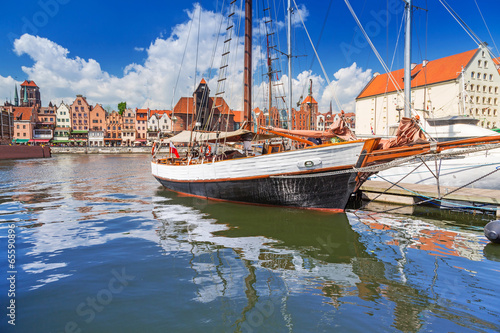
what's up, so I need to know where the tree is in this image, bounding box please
[118,102,127,115]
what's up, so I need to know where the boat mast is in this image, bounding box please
[287,0,292,129]
[404,0,412,118]
[244,0,253,131]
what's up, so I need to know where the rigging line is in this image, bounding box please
[291,0,343,112]
[170,6,196,111]
[306,0,334,72]
[344,0,410,113]
[474,0,500,59]
[438,0,481,46]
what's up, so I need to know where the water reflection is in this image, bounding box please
[153,190,500,332]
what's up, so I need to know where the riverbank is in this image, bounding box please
[51,146,152,154]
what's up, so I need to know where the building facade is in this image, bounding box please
[122,108,136,146]
[105,111,123,146]
[356,44,500,135]
[19,80,41,107]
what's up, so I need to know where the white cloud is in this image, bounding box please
[320,63,372,113]
[0,3,367,116]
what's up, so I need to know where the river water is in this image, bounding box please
[1,154,499,332]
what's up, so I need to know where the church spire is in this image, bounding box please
[23,84,28,105]
[14,84,19,106]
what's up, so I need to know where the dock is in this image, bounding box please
[360,180,500,217]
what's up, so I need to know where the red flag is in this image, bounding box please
[169,142,180,158]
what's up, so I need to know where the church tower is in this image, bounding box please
[14,84,19,106]
[193,78,210,130]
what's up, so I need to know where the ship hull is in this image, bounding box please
[151,140,375,210]
[154,170,355,210]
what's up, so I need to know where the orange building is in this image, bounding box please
[12,106,37,143]
[105,111,123,146]
[135,108,148,144]
[70,95,91,131]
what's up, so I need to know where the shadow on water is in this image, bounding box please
[154,189,500,332]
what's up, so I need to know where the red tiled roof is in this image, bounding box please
[232,110,244,123]
[150,110,172,117]
[301,95,318,104]
[357,49,477,99]
[20,80,38,87]
[12,107,35,121]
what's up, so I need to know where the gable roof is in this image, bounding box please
[357,49,477,99]
[301,95,318,104]
[20,80,38,87]
[12,107,35,121]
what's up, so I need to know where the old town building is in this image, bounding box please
[105,111,123,146]
[356,44,500,135]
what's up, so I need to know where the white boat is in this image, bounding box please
[370,117,500,189]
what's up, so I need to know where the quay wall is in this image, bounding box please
[51,147,153,154]
[0,145,51,159]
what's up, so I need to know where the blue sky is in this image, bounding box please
[0,0,499,113]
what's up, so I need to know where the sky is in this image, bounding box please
[0,0,499,114]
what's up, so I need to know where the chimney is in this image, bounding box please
[373,72,380,78]
[422,60,428,67]
[411,63,417,70]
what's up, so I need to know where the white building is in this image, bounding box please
[88,130,104,146]
[355,44,500,135]
[54,102,71,143]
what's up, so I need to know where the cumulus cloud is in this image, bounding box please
[320,63,372,113]
[0,3,367,115]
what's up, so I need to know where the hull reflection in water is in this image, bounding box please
[153,190,500,332]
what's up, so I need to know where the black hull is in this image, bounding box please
[154,171,357,210]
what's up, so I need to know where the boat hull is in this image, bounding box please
[370,148,500,189]
[154,170,355,210]
[152,141,373,210]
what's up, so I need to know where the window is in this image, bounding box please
[472,71,475,79]
[484,73,487,80]
[23,133,26,137]
[477,72,481,79]
[96,113,99,117]
[484,86,487,92]
[485,61,488,68]
[490,74,493,81]
[16,124,19,129]
[23,125,26,129]
[478,60,482,67]
[470,84,475,91]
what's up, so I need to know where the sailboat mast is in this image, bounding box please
[404,0,412,118]
[287,0,292,129]
[244,0,253,130]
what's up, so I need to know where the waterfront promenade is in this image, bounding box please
[51,146,152,154]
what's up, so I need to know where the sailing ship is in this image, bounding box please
[151,0,500,210]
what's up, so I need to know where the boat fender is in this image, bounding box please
[484,220,500,244]
[152,142,156,156]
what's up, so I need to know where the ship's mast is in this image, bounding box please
[404,0,412,118]
[244,0,253,130]
[287,0,292,130]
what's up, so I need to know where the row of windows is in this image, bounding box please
[471,72,494,81]
[469,108,498,116]
[468,85,498,93]
[468,96,498,105]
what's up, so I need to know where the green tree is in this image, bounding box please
[118,102,127,115]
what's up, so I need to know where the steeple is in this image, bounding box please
[14,84,18,106]
[23,85,28,105]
